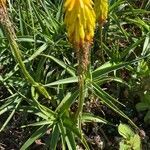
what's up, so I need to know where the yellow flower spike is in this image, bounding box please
[64,0,96,48]
[0,0,7,23]
[0,0,6,10]
[94,0,108,25]
[0,0,6,9]
[0,0,6,5]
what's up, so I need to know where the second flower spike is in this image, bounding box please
[94,0,108,25]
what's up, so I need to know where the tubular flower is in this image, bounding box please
[0,0,7,23]
[0,0,6,6]
[64,0,96,48]
[94,0,108,25]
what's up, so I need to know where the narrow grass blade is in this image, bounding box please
[0,96,20,116]
[142,35,150,56]
[18,106,49,120]
[0,98,22,132]
[28,43,48,61]
[40,54,76,76]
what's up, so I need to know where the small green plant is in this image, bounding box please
[136,92,150,124]
[135,58,150,124]
[118,123,141,150]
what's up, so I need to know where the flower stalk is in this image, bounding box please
[64,0,96,122]
[94,0,109,62]
[0,1,50,99]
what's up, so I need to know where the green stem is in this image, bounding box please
[75,74,85,135]
[99,25,105,63]
[75,43,90,130]
[75,74,85,120]
[1,11,50,99]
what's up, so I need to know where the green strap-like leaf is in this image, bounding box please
[44,76,78,87]
[82,113,109,124]
[90,82,125,106]
[21,120,54,128]
[55,90,79,115]
[92,56,150,79]
[20,125,50,150]
[28,43,48,61]
[66,130,76,150]
[58,120,66,150]
[94,76,129,88]
[90,82,138,129]
[49,125,60,150]
[63,117,81,139]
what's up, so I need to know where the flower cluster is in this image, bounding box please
[64,0,96,48]
[0,0,7,23]
[64,0,108,48]
[0,0,6,6]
